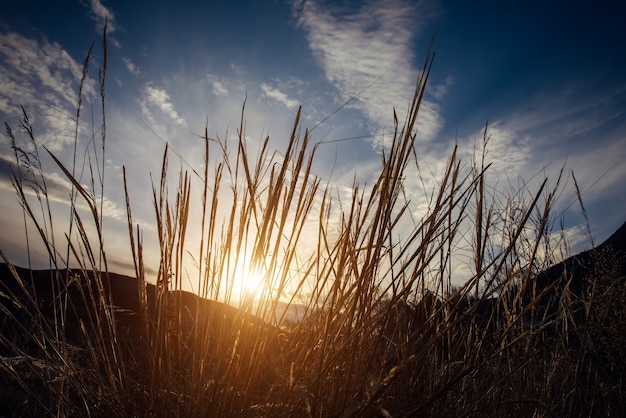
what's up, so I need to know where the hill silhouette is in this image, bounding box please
[532,219,626,298]
[0,262,282,368]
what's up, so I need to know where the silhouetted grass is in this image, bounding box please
[1,25,624,417]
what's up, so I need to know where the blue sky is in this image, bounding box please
[1,0,625,291]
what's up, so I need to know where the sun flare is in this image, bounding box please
[232,255,267,300]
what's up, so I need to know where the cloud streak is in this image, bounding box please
[0,154,127,223]
[140,83,187,127]
[122,57,140,76]
[295,0,442,146]
[0,31,93,152]
[261,83,299,110]
[87,0,117,33]
[207,74,229,96]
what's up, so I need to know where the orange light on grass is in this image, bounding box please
[232,254,267,302]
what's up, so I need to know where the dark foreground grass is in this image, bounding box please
[1,26,625,417]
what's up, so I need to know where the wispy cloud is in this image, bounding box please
[447,80,626,255]
[230,63,243,76]
[295,0,441,146]
[461,81,626,198]
[561,135,626,203]
[87,0,117,33]
[0,32,83,113]
[430,75,454,100]
[463,121,532,178]
[207,74,229,96]
[140,83,187,127]
[0,31,91,152]
[0,154,127,223]
[261,82,299,110]
[122,57,140,76]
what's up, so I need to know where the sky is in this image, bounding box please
[1,0,625,297]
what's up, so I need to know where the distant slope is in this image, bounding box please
[532,220,626,298]
[0,262,278,347]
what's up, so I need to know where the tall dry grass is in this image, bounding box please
[1,25,624,417]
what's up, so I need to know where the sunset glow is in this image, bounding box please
[232,255,267,301]
[1,0,625,291]
[1,2,625,415]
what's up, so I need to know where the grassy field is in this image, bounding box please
[1,26,625,417]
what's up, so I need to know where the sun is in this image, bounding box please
[232,255,266,300]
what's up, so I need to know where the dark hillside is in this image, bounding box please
[0,263,273,332]
[0,262,280,369]
[532,220,626,299]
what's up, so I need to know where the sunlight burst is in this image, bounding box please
[232,254,266,300]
